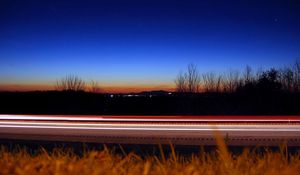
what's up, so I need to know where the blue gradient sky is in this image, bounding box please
[0,0,300,92]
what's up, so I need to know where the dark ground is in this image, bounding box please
[0,91,299,115]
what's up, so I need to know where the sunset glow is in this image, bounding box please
[1,0,299,92]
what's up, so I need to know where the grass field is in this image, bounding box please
[1,137,300,175]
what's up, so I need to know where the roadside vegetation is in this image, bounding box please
[1,138,300,175]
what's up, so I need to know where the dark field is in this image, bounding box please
[0,91,299,115]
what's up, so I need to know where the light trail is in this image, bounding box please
[2,125,300,132]
[1,114,300,123]
[1,115,300,146]
[1,121,300,130]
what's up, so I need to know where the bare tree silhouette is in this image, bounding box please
[215,75,223,92]
[56,75,86,91]
[175,63,201,93]
[89,80,101,93]
[175,71,187,93]
[186,64,201,93]
[202,72,223,92]
[243,65,254,84]
[175,60,300,94]
[293,60,300,92]
[223,69,241,93]
[280,67,294,91]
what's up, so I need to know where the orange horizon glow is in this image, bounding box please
[0,83,175,93]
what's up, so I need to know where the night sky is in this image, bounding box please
[1,0,300,92]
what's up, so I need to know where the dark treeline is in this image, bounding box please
[0,61,300,115]
[175,61,300,94]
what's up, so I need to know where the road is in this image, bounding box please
[1,115,300,146]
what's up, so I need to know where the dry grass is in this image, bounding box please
[0,141,300,175]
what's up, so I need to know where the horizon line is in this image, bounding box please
[0,83,175,93]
